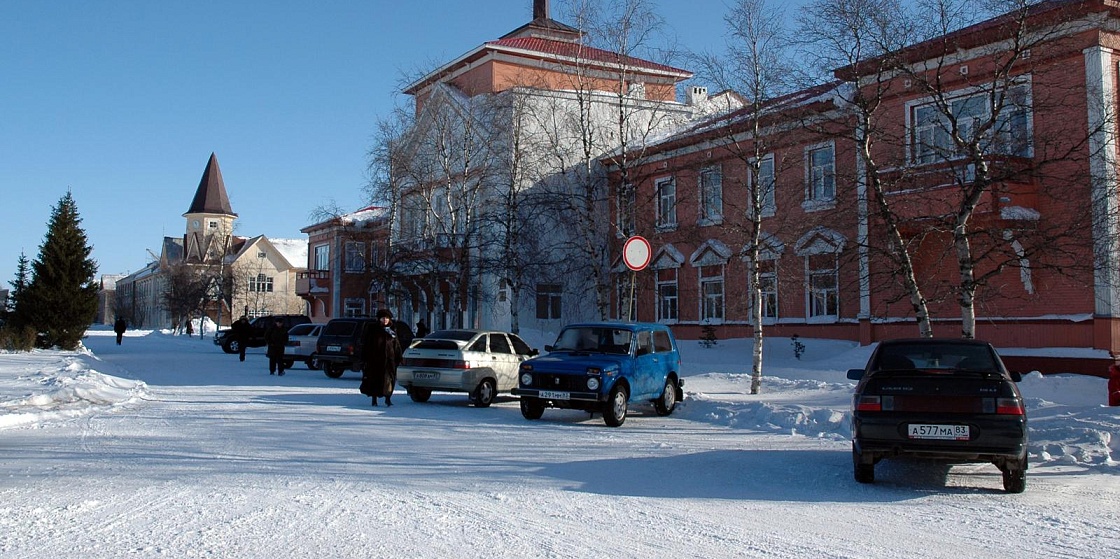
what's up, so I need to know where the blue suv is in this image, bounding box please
[514,322,683,426]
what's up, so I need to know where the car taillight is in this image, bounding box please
[996,397,1025,415]
[451,360,470,369]
[855,395,881,412]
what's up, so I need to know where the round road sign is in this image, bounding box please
[623,236,652,271]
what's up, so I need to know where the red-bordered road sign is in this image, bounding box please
[623,236,652,271]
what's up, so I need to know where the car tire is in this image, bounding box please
[472,379,497,408]
[653,376,678,416]
[306,355,320,370]
[283,360,294,369]
[225,340,241,355]
[1002,458,1027,493]
[603,384,629,427]
[520,397,545,420]
[853,445,874,484]
[323,365,344,379]
[408,386,432,403]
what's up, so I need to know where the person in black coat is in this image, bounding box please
[360,309,403,407]
[265,318,289,376]
[415,320,429,339]
[231,316,251,362]
[113,317,127,345]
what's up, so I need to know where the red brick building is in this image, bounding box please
[608,0,1120,374]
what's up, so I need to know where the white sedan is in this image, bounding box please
[397,329,538,407]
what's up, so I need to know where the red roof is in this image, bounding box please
[485,36,690,76]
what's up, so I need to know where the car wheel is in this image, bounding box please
[472,379,497,408]
[520,397,545,420]
[408,386,432,403]
[306,355,320,370]
[323,365,344,379]
[1002,458,1027,493]
[853,445,874,484]
[653,376,678,416]
[226,340,241,354]
[603,384,629,427]
[283,360,294,369]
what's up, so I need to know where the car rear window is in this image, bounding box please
[323,321,358,336]
[288,324,314,336]
[414,339,459,350]
[875,343,998,372]
[427,330,477,342]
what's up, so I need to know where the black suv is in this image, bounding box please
[214,314,310,354]
[315,317,414,378]
[847,338,1028,493]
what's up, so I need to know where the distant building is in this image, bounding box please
[95,274,126,324]
[117,153,308,330]
[297,206,390,322]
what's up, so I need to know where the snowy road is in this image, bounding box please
[1,329,1117,558]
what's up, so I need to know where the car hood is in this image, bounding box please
[526,352,629,374]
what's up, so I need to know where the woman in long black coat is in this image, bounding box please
[360,309,402,407]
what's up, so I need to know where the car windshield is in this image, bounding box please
[552,327,633,355]
[875,343,998,372]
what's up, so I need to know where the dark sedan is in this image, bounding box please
[847,338,1028,493]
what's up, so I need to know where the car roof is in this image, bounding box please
[560,322,668,331]
[878,338,993,347]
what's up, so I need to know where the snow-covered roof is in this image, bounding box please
[269,238,308,269]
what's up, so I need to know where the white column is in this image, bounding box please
[1084,46,1120,317]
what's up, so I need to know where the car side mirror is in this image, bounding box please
[530,348,539,356]
[1008,370,1022,382]
[846,368,865,381]
[544,345,554,352]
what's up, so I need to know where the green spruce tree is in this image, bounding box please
[21,191,99,349]
[6,252,31,326]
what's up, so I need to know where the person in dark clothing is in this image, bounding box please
[415,320,429,339]
[231,316,251,362]
[360,309,403,407]
[265,318,290,376]
[393,319,414,350]
[113,317,127,345]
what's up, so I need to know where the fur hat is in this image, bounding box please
[376,309,393,319]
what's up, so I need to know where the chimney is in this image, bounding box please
[534,0,549,20]
[687,86,708,105]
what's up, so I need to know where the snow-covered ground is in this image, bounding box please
[1,326,1117,558]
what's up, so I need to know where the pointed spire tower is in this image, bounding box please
[183,152,237,263]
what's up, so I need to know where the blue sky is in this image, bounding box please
[0,0,748,288]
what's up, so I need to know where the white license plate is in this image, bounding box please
[540,390,570,400]
[908,424,970,440]
[327,345,341,352]
[414,372,440,381]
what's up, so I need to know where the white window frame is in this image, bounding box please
[314,244,330,271]
[699,264,725,323]
[248,274,274,293]
[344,241,366,273]
[655,267,678,323]
[749,154,776,218]
[805,253,839,321]
[535,283,562,320]
[803,142,835,211]
[343,297,366,318]
[655,176,677,230]
[907,78,1033,165]
[699,165,723,226]
[753,258,779,322]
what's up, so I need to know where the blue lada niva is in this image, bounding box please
[513,322,683,426]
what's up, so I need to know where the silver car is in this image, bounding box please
[282,323,324,370]
[397,329,538,407]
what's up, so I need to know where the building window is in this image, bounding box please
[535,283,562,320]
[248,274,274,293]
[699,165,723,225]
[910,81,1032,165]
[806,253,838,319]
[344,241,366,273]
[806,143,835,204]
[752,155,776,217]
[344,297,365,318]
[617,186,636,236]
[752,258,779,321]
[699,265,724,322]
[656,267,678,322]
[655,177,677,230]
[314,244,330,271]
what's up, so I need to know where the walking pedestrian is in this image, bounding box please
[265,318,289,376]
[113,317,127,345]
[231,316,251,362]
[360,309,403,407]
